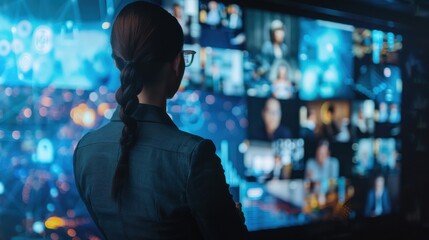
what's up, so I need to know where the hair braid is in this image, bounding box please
[111,60,144,200]
[109,1,184,201]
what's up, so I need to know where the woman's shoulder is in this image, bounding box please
[175,130,214,154]
[76,122,122,148]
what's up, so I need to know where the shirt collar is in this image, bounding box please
[111,104,177,129]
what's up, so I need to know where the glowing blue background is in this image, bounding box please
[0,17,119,91]
[298,19,354,100]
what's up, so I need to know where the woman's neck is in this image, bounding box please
[137,87,167,110]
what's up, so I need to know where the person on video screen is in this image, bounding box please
[172,3,191,41]
[300,108,317,142]
[260,19,289,75]
[305,139,339,182]
[355,107,372,138]
[269,59,294,99]
[376,102,389,123]
[374,139,397,174]
[73,2,248,239]
[205,60,224,93]
[320,103,340,142]
[227,4,242,30]
[364,175,391,217]
[354,139,374,176]
[389,103,400,123]
[254,97,292,141]
[266,154,291,181]
[205,1,223,27]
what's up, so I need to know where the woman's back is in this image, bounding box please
[74,104,247,239]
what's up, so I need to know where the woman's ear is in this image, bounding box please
[172,52,182,76]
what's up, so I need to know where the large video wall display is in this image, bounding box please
[0,0,403,238]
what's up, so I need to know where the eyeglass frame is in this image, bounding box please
[182,50,196,67]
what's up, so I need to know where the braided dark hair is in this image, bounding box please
[110,1,184,201]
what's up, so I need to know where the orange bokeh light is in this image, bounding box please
[97,102,110,116]
[67,229,77,237]
[70,103,96,128]
[45,216,65,230]
[40,96,53,107]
